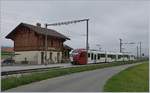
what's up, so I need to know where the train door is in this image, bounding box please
[89,53,95,64]
[105,52,107,62]
[94,54,97,63]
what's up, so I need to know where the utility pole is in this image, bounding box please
[137,45,139,60]
[119,38,122,53]
[45,24,48,65]
[86,19,89,62]
[139,42,141,60]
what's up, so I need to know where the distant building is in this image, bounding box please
[1,47,14,60]
[5,23,72,64]
[1,47,14,53]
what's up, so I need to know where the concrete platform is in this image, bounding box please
[1,63,72,72]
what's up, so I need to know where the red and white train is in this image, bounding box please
[70,48,135,65]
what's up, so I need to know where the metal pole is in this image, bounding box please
[119,38,122,53]
[45,24,48,65]
[137,45,139,60]
[139,42,141,60]
[105,50,107,63]
[86,19,89,63]
[123,52,124,62]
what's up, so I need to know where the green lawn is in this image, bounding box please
[103,62,149,92]
[1,61,146,91]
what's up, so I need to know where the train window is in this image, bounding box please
[108,55,116,59]
[108,55,111,58]
[118,55,122,59]
[94,54,96,60]
[91,53,94,60]
[100,54,105,57]
[71,50,79,55]
[88,53,90,58]
[97,54,100,59]
[113,55,116,59]
[125,55,129,58]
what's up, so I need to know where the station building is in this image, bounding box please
[6,23,72,64]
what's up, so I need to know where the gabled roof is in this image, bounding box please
[6,23,70,40]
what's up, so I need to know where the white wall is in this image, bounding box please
[14,51,40,64]
[47,51,62,63]
[14,51,62,64]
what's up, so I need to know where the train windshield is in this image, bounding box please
[71,50,79,56]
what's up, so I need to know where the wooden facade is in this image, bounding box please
[6,23,72,64]
[10,26,64,51]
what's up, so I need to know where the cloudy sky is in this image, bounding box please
[1,0,149,56]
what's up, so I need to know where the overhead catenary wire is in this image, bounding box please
[46,19,89,26]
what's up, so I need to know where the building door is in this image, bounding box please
[49,52,53,63]
[57,52,60,63]
[49,52,52,60]
[41,52,44,64]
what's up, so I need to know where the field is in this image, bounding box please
[103,62,149,92]
[1,61,146,91]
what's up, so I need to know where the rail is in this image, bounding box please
[1,66,63,76]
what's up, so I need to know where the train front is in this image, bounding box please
[70,49,87,65]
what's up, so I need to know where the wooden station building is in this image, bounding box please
[6,23,72,64]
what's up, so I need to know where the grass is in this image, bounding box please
[1,52,14,59]
[103,62,149,92]
[1,60,146,91]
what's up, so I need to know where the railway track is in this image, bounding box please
[2,61,134,76]
[1,62,110,76]
[1,66,63,76]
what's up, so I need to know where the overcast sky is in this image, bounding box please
[1,0,149,56]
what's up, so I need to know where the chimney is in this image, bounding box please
[36,23,41,27]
